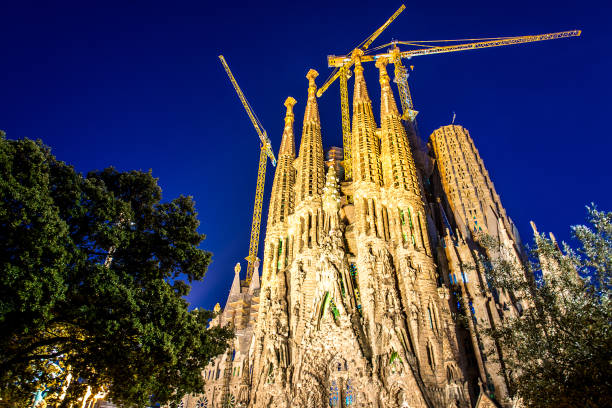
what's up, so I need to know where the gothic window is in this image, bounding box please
[329,380,339,407]
[278,238,283,269]
[307,213,312,247]
[345,379,355,406]
[267,363,274,383]
[427,342,435,368]
[382,206,390,240]
[372,201,379,236]
[407,207,414,228]
[469,301,477,325]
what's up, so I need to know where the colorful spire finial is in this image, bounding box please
[306,69,319,100]
[284,96,297,117]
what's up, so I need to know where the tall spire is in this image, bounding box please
[376,58,400,117]
[352,50,371,104]
[295,69,325,204]
[304,69,321,125]
[267,97,298,229]
[279,97,297,158]
[377,58,419,193]
[228,262,242,299]
[351,57,382,185]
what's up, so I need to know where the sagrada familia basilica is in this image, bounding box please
[179,56,526,408]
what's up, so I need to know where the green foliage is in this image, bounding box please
[479,206,611,408]
[0,136,233,407]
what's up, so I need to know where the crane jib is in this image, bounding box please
[326,30,581,67]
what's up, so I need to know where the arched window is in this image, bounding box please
[446,366,454,383]
[307,213,312,247]
[329,380,339,407]
[427,343,435,368]
[268,363,274,379]
[345,379,355,406]
[427,306,434,330]
[427,301,440,333]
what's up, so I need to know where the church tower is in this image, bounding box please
[266,97,297,234]
[430,124,525,403]
[430,125,520,246]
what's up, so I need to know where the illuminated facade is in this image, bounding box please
[185,63,525,408]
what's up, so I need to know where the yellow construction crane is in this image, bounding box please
[219,55,276,284]
[317,3,581,179]
[317,4,406,181]
[329,30,581,121]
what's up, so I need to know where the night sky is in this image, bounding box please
[2,0,610,311]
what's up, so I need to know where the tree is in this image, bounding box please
[0,134,233,407]
[478,206,611,408]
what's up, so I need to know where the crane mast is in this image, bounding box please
[390,46,417,122]
[219,55,277,284]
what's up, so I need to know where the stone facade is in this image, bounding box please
[188,261,260,408]
[184,63,525,408]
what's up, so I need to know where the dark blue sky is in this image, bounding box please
[2,0,610,311]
